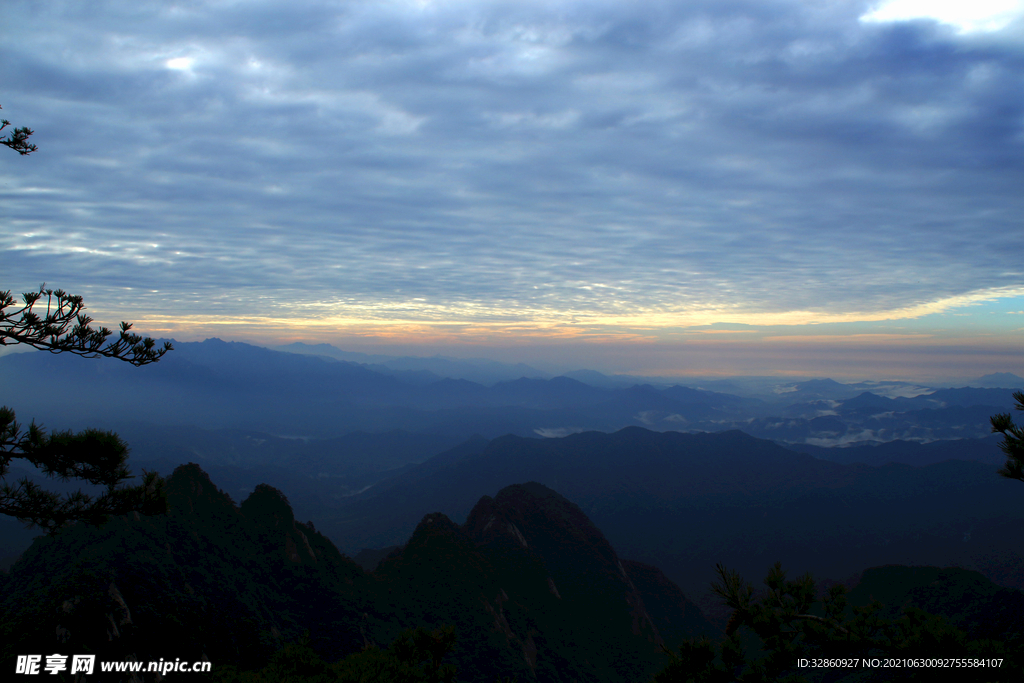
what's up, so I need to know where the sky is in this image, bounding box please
[2,0,1023,381]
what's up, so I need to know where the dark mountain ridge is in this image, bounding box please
[0,464,710,682]
[310,427,1024,626]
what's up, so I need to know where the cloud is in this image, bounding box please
[1,0,1022,343]
[861,0,1024,34]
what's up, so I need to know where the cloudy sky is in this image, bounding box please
[2,0,1023,380]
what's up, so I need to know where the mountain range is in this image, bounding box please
[0,464,711,682]
[1,339,1017,447]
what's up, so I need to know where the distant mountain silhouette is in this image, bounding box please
[837,391,903,412]
[275,341,552,385]
[968,372,1024,389]
[770,378,864,403]
[0,339,746,439]
[559,368,628,388]
[2,340,1013,447]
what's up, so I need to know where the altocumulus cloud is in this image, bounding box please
[1,0,1023,335]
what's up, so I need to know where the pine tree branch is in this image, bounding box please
[0,285,172,365]
[0,105,37,156]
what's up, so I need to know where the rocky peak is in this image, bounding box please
[165,462,239,517]
[164,463,249,546]
[385,512,478,568]
[466,482,620,580]
[240,484,323,565]
[241,483,296,530]
[466,482,664,649]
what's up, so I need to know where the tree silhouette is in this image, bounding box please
[0,104,37,155]
[990,390,1024,483]
[0,286,172,363]
[654,563,1012,682]
[2,104,170,533]
[1,285,172,533]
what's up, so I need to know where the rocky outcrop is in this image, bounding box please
[369,482,699,681]
[620,559,712,650]
[0,463,370,679]
[241,483,319,564]
[51,581,147,683]
[466,483,664,641]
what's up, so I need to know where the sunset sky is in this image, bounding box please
[3,0,1023,381]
